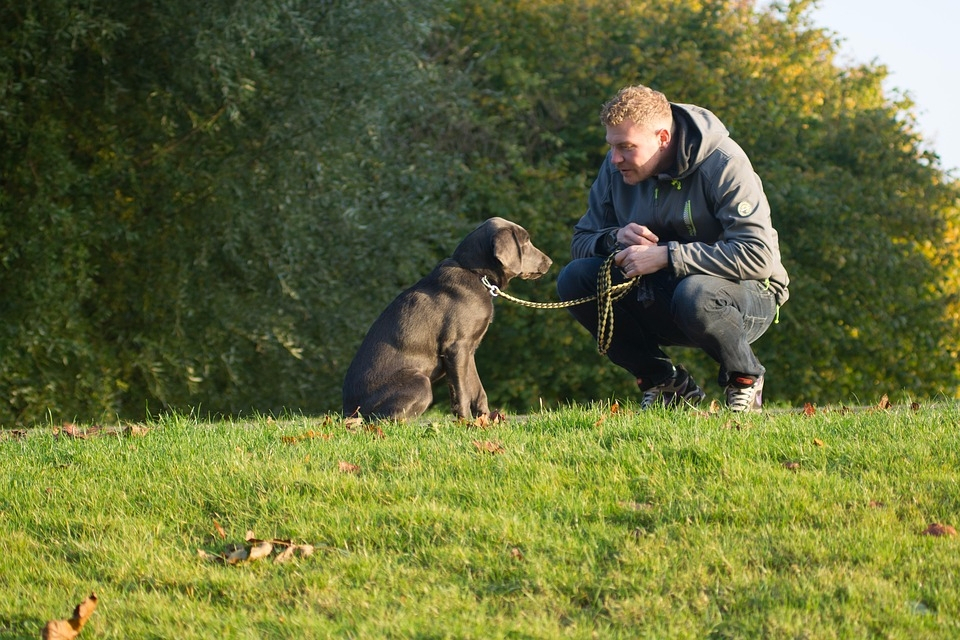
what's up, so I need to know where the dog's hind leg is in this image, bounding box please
[363,371,434,420]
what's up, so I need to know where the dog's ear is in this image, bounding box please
[492,224,527,279]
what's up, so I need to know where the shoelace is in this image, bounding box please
[727,384,759,411]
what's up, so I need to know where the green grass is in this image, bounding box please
[2,403,959,638]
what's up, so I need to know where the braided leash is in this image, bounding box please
[481,253,638,354]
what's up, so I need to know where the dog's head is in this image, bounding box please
[453,217,552,288]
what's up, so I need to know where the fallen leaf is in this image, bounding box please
[610,401,620,414]
[41,593,98,640]
[877,394,892,410]
[60,423,86,439]
[197,548,225,563]
[510,547,524,561]
[922,523,957,537]
[594,414,607,427]
[274,545,296,564]
[213,520,226,539]
[708,399,722,414]
[910,401,921,411]
[488,410,507,424]
[123,424,150,437]
[248,541,274,561]
[339,461,361,474]
[225,545,250,564]
[802,403,816,416]
[783,461,800,471]
[364,424,386,438]
[282,430,333,444]
[473,414,490,428]
[812,438,824,447]
[472,440,504,454]
[868,500,885,508]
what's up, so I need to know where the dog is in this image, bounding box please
[342,217,552,420]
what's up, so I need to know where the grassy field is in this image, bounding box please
[1,401,959,638]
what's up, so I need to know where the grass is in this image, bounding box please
[1,402,959,638]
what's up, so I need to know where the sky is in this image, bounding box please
[808,0,960,175]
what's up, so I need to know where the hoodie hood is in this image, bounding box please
[662,103,729,180]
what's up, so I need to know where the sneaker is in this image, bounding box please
[725,374,763,412]
[639,365,706,409]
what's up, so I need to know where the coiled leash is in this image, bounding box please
[481,252,638,355]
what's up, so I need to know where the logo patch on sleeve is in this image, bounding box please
[737,201,753,217]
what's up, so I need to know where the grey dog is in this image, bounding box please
[342,217,552,420]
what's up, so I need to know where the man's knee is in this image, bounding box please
[672,275,729,320]
[557,258,603,301]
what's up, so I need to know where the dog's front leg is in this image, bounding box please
[442,346,489,419]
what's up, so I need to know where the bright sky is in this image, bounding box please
[809,0,960,175]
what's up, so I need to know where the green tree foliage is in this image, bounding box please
[2,0,958,424]
[1,0,465,424]
[437,0,960,408]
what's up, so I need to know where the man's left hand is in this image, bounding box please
[615,244,669,278]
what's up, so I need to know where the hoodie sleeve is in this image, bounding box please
[571,154,621,259]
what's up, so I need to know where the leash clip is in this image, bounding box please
[481,275,501,297]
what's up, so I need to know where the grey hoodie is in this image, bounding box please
[572,103,789,305]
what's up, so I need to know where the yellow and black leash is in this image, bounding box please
[481,253,638,355]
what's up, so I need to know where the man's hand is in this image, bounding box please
[615,244,668,278]
[614,223,667,277]
[616,222,659,247]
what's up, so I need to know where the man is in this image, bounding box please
[556,85,789,412]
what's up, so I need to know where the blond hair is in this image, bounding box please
[599,85,672,129]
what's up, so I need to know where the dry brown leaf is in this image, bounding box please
[488,410,507,424]
[877,394,892,410]
[708,399,722,414]
[868,500,885,508]
[281,430,333,444]
[910,401,921,411]
[509,547,524,561]
[41,593,98,640]
[274,545,297,564]
[802,403,816,416]
[364,424,386,438]
[60,423,86,439]
[213,520,226,539]
[473,414,490,428]
[197,548,225,563]
[225,545,250,564]
[472,440,504,454]
[275,543,315,564]
[783,461,800,471]
[812,438,825,447]
[339,461,361,474]
[343,416,364,430]
[123,424,150,437]
[248,541,274,561]
[610,401,620,414]
[593,414,607,427]
[922,523,957,537]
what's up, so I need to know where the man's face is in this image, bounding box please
[605,119,663,185]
